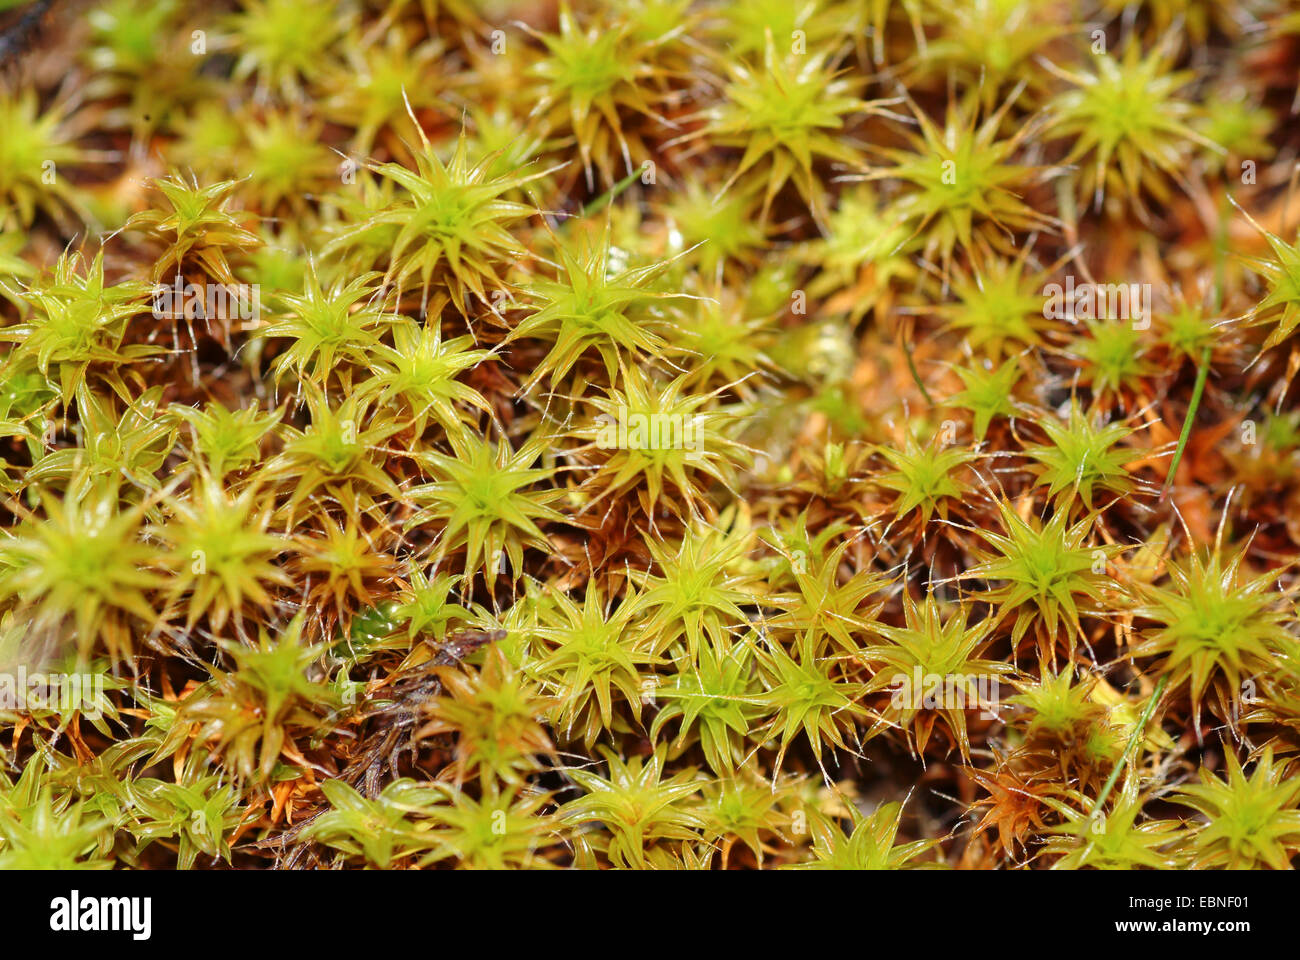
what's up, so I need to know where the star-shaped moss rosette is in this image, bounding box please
[862,591,1012,761]
[1232,199,1300,352]
[1128,543,1293,730]
[0,89,103,230]
[518,0,684,190]
[1022,400,1142,513]
[1172,746,1300,870]
[404,431,565,592]
[956,499,1119,666]
[681,33,893,227]
[505,229,693,391]
[867,83,1062,275]
[1041,33,1221,214]
[326,124,551,317]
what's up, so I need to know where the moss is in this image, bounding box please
[0,0,1298,871]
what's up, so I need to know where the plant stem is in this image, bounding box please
[581,164,646,218]
[1163,347,1210,495]
[1088,673,1168,825]
[902,321,933,405]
